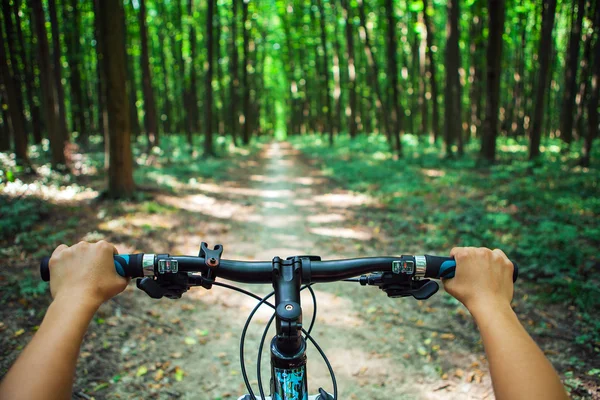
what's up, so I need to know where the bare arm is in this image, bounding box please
[0,241,127,400]
[443,247,569,400]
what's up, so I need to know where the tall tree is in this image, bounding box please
[529,0,558,160]
[64,0,87,139]
[204,0,215,155]
[357,0,391,145]
[559,0,585,144]
[230,0,239,145]
[98,0,134,197]
[186,0,198,143]
[481,0,507,162]
[342,0,358,138]
[48,0,69,142]
[12,0,42,144]
[444,0,463,156]
[422,0,440,141]
[582,0,600,167]
[385,0,402,155]
[241,0,250,144]
[0,8,29,166]
[31,0,66,167]
[139,0,159,147]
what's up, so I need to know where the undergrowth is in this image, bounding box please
[291,133,600,345]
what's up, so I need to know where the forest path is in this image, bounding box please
[91,142,495,399]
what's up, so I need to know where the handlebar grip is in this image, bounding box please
[40,254,146,282]
[423,255,518,282]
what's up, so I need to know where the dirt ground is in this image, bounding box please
[1,142,598,399]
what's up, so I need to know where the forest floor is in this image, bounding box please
[1,139,599,399]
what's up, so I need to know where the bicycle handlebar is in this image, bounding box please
[40,253,519,283]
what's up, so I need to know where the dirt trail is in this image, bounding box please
[92,142,494,399]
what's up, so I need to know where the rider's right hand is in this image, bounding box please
[442,247,514,315]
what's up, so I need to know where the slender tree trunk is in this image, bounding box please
[357,0,392,144]
[124,1,141,139]
[98,0,134,198]
[93,0,108,151]
[215,4,226,137]
[64,0,86,140]
[187,0,198,144]
[156,3,172,134]
[418,9,429,137]
[512,3,527,137]
[574,2,594,141]
[172,0,186,134]
[0,14,29,166]
[2,0,28,143]
[341,0,358,138]
[444,0,462,156]
[31,0,65,167]
[468,2,485,139]
[139,0,159,147]
[481,0,506,162]
[582,1,600,167]
[48,0,69,144]
[559,0,585,144]
[0,101,10,151]
[242,0,250,145]
[332,2,342,142]
[12,0,42,144]
[385,0,402,155]
[204,0,215,155]
[316,0,333,144]
[422,0,440,142]
[230,0,239,145]
[529,0,558,160]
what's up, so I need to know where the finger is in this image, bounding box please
[52,244,69,257]
[450,247,462,257]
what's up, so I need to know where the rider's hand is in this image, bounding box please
[442,247,514,315]
[48,241,128,309]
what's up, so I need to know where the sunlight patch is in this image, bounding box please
[309,227,372,241]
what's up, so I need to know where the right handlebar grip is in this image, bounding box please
[40,254,146,282]
[423,255,519,282]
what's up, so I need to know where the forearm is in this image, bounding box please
[0,296,98,400]
[471,302,569,400]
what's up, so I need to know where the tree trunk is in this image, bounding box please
[98,0,134,198]
[385,0,402,155]
[2,0,28,144]
[582,1,600,167]
[215,4,226,137]
[574,1,594,141]
[48,0,69,143]
[357,0,392,144]
[444,0,462,156]
[124,1,141,139]
[559,0,585,144]
[187,0,198,144]
[332,1,342,143]
[481,0,507,162]
[64,0,87,140]
[422,0,440,142]
[468,1,485,139]
[139,0,159,147]
[341,0,358,138]
[31,0,65,167]
[418,9,429,138]
[529,0,558,160]
[156,3,172,135]
[241,0,250,145]
[0,13,29,166]
[230,0,239,145]
[12,0,42,144]
[93,0,108,152]
[204,0,215,155]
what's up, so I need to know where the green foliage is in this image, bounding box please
[0,197,48,242]
[291,134,600,317]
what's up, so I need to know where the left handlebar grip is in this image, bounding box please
[40,254,146,281]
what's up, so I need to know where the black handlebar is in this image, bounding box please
[40,253,518,284]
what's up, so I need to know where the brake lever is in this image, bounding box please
[359,272,439,300]
[136,272,192,299]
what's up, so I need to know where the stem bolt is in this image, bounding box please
[285,304,293,311]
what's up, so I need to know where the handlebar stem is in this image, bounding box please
[272,256,304,356]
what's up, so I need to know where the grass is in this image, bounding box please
[290,133,600,343]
